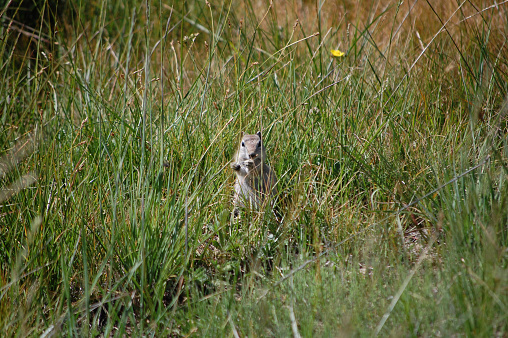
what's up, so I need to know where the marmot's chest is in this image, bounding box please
[243,172,268,192]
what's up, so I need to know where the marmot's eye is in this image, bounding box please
[241,141,245,147]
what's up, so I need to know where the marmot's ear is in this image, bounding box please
[256,131,262,139]
[242,131,245,136]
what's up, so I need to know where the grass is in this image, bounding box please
[1,0,507,336]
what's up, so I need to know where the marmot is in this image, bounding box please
[231,131,278,217]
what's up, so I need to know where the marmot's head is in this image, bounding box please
[237,131,266,164]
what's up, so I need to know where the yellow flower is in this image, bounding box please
[331,49,345,57]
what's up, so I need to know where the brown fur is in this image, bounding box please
[231,131,277,216]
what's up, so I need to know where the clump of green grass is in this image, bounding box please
[1,0,507,335]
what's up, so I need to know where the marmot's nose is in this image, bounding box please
[249,153,258,159]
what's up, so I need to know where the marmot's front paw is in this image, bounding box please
[231,162,241,171]
[243,160,255,168]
